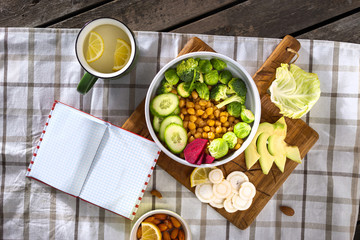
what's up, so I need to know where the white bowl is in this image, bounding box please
[145,52,261,167]
[129,209,192,240]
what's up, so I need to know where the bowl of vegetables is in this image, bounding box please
[145,52,261,167]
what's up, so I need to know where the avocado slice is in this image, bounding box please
[244,122,274,169]
[268,135,287,172]
[285,145,302,163]
[256,132,275,174]
[273,117,287,137]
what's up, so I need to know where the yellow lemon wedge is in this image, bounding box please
[112,38,131,71]
[141,222,162,240]
[190,167,215,188]
[86,31,104,63]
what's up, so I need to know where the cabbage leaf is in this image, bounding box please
[269,64,321,119]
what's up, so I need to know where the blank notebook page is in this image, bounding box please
[27,103,107,196]
[79,124,159,219]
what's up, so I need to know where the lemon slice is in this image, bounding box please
[112,38,131,71]
[86,31,104,63]
[141,222,161,240]
[190,167,215,187]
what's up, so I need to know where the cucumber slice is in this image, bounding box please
[172,106,181,115]
[153,116,163,133]
[177,82,190,98]
[159,115,183,141]
[150,93,179,117]
[164,123,188,154]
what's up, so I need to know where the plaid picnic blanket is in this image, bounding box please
[0,28,359,240]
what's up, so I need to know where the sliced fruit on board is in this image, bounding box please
[209,169,224,184]
[232,194,253,211]
[285,145,302,163]
[213,180,232,199]
[239,182,256,200]
[257,132,275,174]
[190,167,215,187]
[268,134,287,172]
[184,138,208,164]
[226,171,249,193]
[195,183,215,203]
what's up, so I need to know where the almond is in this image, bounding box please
[151,189,163,199]
[280,206,295,216]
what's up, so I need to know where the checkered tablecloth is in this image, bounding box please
[0,28,359,240]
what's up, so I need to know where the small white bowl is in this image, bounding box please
[145,52,261,167]
[129,209,192,240]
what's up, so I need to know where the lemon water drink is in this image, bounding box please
[83,24,131,73]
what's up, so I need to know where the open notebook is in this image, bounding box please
[26,101,161,220]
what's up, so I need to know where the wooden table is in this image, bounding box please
[1,0,359,238]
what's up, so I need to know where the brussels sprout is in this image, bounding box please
[204,70,219,85]
[176,58,199,82]
[219,70,232,84]
[234,122,251,139]
[164,68,179,85]
[208,138,229,159]
[210,58,227,71]
[210,84,228,102]
[241,108,255,123]
[198,59,213,74]
[194,82,210,100]
[222,132,237,149]
[226,102,242,118]
[157,79,173,94]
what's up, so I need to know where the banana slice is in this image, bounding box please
[226,171,249,193]
[232,193,252,211]
[223,194,237,213]
[209,197,225,209]
[209,169,224,184]
[239,182,256,200]
[213,180,232,199]
[195,183,215,203]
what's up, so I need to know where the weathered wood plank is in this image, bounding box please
[298,12,360,44]
[172,0,360,38]
[0,0,112,27]
[49,0,240,28]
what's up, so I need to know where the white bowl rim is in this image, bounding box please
[145,51,261,167]
[129,209,192,240]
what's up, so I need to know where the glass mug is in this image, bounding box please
[75,17,138,94]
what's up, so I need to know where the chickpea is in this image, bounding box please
[190,129,196,135]
[228,116,235,122]
[222,127,227,133]
[199,100,207,106]
[234,143,241,150]
[194,132,202,138]
[184,115,190,121]
[203,126,210,132]
[220,116,227,123]
[189,115,197,122]
[171,89,177,94]
[210,126,216,132]
[205,107,214,116]
[195,104,201,110]
[201,112,208,119]
[208,132,215,140]
[188,122,196,130]
[199,121,207,128]
[179,99,185,108]
[195,118,202,125]
[238,138,244,144]
[215,120,222,127]
[234,119,240,124]
[220,112,228,117]
[228,126,233,132]
[223,121,230,127]
[208,114,215,119]
[191,91,198,99]
[187,108,196,115]
[180,113,184,120]
[206,101,212,108]
[183,121,189,129]
[202,132,208,138]
[197,128,204,133]
[189,136,195,143]
[187,132,191,138]
[181,108,187,115]
[215,126,222,134]
[214,109,220,118]
[207,120,215,126]
[186,102,195,108]
[196,109,204,116]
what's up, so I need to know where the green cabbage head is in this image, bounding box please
[269,64,321,119]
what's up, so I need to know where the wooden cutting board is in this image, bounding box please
[122,36,319,229]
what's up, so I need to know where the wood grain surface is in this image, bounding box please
[122,35,319,229]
